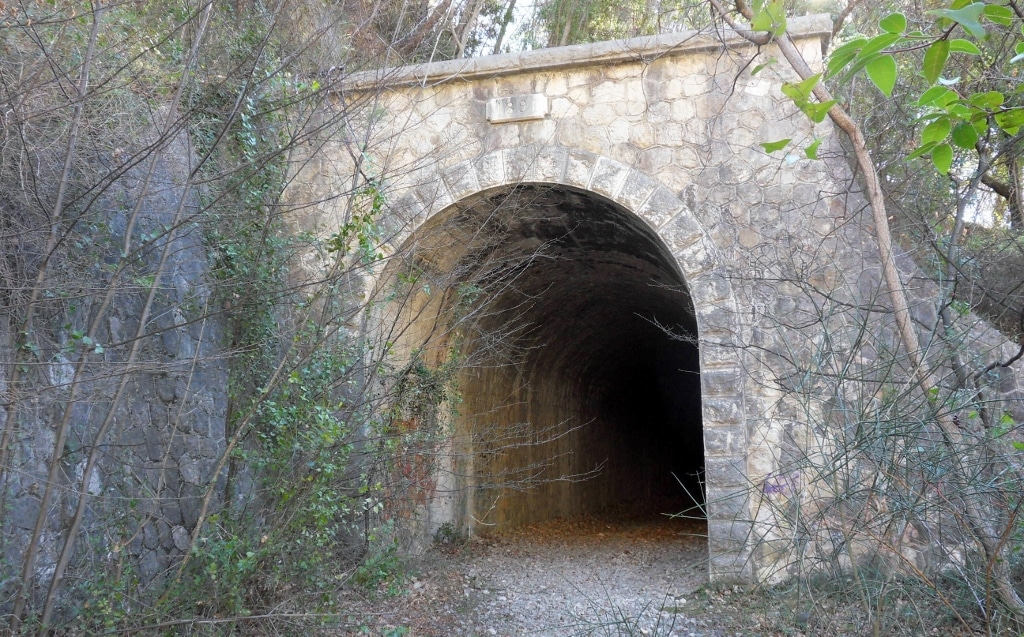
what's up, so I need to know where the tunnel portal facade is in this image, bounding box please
[290,15,885,583]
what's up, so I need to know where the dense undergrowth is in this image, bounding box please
[0,1,463,632]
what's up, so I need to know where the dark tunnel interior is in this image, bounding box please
[394,184,704,531]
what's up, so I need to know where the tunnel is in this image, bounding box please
[387,183,704,533]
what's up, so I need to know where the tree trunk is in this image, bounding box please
[492,0,517,55]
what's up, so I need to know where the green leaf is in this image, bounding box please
[750,0,787,35]
[1013,441,1024,451]
[826,38,867,79]
[951,122,979,148]
[804,137,824,159]
[922,118,951,144]
[922,39,950,84]
[751,57,777,75]
[948,39,982,54]
[917,86,956,107]
[856,33,901,60]
[761,138,792,153]
[866,55,897,97]
[915,111,946,123]
[927,3,987,40]
[751,8,772,31]
[995,108,1024,135]
[837,52,881,86]
[969,91,1004,109]
[767,0,787,34]
[949,103,973,118]
[983,4,1014,26]
[879,12,907,34]
[932,142,954,174]
[804,100,837,123]
[781,73,821,101]
[907,141,938,161]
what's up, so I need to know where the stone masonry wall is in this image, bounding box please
[288,15,1024,583]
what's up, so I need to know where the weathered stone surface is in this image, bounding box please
[564,148,599,190]
[443,160,481,201]
[706,457,747,487]
[704,424,745,456]
[171,525,191,552]
[703,397,745,427]
[706,485,751,519]
[709,520,753,553]
[588,157,630,199]
[702,368,743,397]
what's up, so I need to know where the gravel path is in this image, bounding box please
[342,508,714,636]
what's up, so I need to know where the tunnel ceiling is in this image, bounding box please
[410,184,698,361]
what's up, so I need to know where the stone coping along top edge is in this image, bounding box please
[343,14,831,92]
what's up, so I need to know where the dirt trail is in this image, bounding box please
[341,508,714,636]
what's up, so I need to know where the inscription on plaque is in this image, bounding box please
[486,94,548,123]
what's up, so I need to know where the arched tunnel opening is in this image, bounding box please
[388,184,704,533]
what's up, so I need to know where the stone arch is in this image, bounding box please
[383,146,751,581]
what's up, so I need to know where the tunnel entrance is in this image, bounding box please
[389,184,703,534]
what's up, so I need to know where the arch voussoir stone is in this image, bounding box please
[414,178,455,220]
[563,148,601,190]
[616,169,660,214]
[386,193,428,241]
[504,144,570,184]
[675,236,719,279]
[473,151,506,190]
[688,271,734,307]
[588,156,631,200]
[640,186,688,231]
[441,159,482,201]
[656,201,702,245]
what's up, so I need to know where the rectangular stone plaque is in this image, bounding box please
[486,94,548,123]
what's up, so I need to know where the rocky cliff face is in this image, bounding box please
[0,130,228,613]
